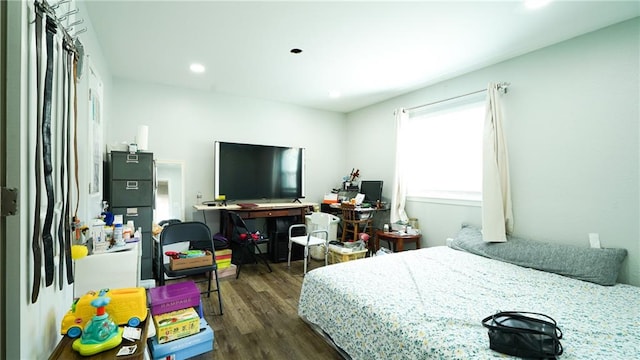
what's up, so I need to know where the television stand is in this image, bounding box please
[292,198,303,204]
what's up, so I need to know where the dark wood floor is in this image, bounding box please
[176,258,343,360]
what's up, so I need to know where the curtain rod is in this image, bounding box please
[404,82,510,113]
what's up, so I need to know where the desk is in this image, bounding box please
[374,230,421,252]
[194,202,315,263]
[194,202,313,236]
[48,312,149,360]
[194,202,313,221]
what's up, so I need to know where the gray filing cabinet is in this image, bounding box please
[106,151,155,280]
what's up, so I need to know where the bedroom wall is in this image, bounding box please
[106,79,347,229]
[7,1,113,358]
[346,18,640,286]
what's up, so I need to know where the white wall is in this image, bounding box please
[347,18,640,286]
[106,79,347,229]
[8,0,113,358]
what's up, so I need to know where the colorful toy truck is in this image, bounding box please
[61,287,147,338]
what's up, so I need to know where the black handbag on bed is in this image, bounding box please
[481,311,563,359]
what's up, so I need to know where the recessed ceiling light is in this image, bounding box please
[524,0,552,9]
[329,90,341,98]
[290,48,303,54]
[190,63,205,73]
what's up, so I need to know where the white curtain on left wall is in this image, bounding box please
[481,82,513,242]
[390,109,409,224]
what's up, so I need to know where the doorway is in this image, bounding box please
[154,161,185,223]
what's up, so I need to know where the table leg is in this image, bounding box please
[396,238,404,252]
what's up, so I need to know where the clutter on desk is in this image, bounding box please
[87,205,141,254]
[390,219,421,235]
[341,168,361,191]
[323,193,339,204]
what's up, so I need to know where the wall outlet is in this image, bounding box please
[588,233,601,249]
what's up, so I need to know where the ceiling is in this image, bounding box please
[82,1,639,113]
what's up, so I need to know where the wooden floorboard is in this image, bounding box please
[169,258,343,360]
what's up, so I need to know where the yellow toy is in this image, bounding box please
[61,287,147,338]
[71,291,123,356]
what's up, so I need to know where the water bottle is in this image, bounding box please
[114,223,124,246]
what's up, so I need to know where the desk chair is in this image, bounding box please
[341,203,373,242]
[288,212,331,275]
[228,212,273,279]
[158,221,223,315]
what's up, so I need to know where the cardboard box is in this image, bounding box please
[217,263,237,280]
[153,307,200,344]
[149,281,201,316]
[148,318,214,360]
[215,249,232,269]
[170,250,213,270]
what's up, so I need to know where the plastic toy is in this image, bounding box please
[164,250,206,259]
[71,290,123,356]
[61,287,147,338]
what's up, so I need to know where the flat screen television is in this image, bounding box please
[214,141,305,201]
[359,180,383,204]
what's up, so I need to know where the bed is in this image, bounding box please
[298,226,639,359]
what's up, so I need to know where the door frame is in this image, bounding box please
[0,0,6,355]
[3,1,24,358]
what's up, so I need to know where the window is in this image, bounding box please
[402,94,485,202]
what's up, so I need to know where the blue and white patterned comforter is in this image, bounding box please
[298,246,640,359]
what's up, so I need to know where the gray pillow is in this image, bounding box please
[450,224,627,286]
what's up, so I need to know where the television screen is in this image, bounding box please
[359,180,383,204]
[214,141,305,201]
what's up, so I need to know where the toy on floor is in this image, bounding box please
[71,290,123,356]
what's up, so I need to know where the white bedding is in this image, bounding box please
[298,246,640,359]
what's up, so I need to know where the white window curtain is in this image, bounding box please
[481,82,513,242]
[390,109,409,224]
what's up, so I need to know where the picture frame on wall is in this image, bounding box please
[88,65,103,196]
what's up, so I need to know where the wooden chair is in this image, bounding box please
[340,203,373,242]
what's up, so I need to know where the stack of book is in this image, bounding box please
[215,249,237,279]
[147,281,214,359]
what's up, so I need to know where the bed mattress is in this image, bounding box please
[298,246,640,359]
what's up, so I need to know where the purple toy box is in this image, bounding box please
[149,281,201,316]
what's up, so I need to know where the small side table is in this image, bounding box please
[374,230,421,252]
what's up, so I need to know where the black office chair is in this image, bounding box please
[158,218,182,227]
[228,212,273,279]
[158,221,223,315]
